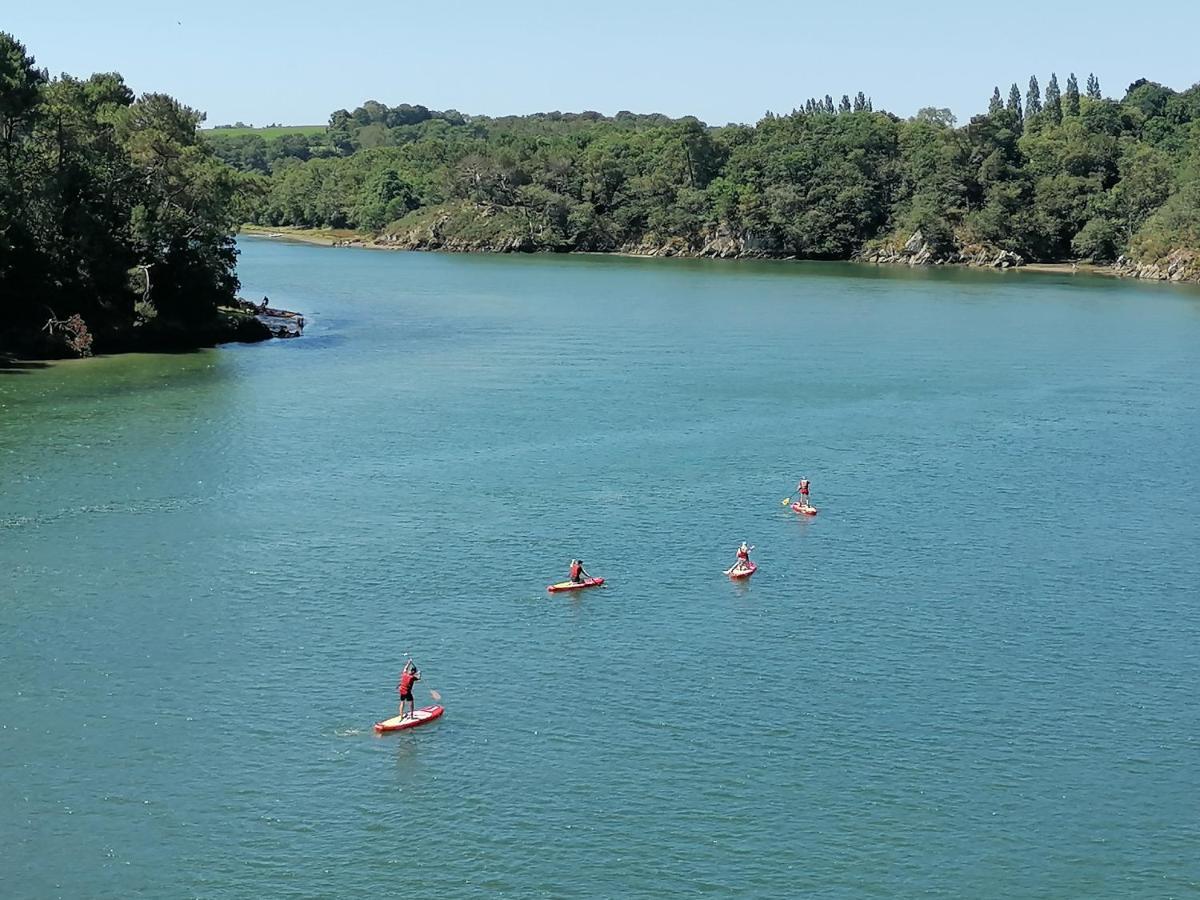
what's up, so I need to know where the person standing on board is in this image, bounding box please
[398,658,421,719]
[732,541,753,573]
[569,559,591,584]
[796,478,812,509]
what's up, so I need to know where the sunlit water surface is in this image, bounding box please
[2,240,1198,897]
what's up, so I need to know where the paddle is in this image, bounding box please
[429,689,442,702]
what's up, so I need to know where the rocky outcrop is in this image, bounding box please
[231,298,305,339]
[620,226,786,259]
[1111,249,1200,284]
[860,230,1024,269]
[377,210,541,254]
[377,209,791,259]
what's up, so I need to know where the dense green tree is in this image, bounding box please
[1065,73,1081,116]
[1007,83,1024,123]
[1071,213,1121,260]
[227,66,1200,271]
[1123,79,1173,120]
[0,34,47,309]
[1026,76,1043,119]
[1132,175,1200,260]
[1,32,244,355]
[916,107,957,128]
[1087,73,1102,100]
[0,33,43,150]
[1045,73,1062,124]
[1112,141,1174,241]
[896,113,970,250]
[989,87,1003,114]
[353,168,418,229]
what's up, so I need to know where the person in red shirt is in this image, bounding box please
[796,479,811,509]
[569,559,591,584]
[730,541,753,574]
[397,659,421,719]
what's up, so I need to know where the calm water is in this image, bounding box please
[3,241,1199,898]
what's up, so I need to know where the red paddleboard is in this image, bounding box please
[727,561,757,579]
[374,704,445,733]
[547,577,605,593]
[791,502,819,516]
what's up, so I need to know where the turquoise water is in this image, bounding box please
[3,240,1199,897]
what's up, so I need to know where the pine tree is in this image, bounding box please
[853,91,866,112]
[1086,73,1101,100]
[865,97,873,112]
[1065,73,1080,116]
[1045,73,1062,124]
[839,94,852,114]
[1007,83,1023,122]
[989,86,1003,114]
[1025,75,1042,118]
[824,95,835,114]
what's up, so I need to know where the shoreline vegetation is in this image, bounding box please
[216,77,1200,287]
[238,223,1127,279]
[0,33,302,361]
[6,31,1200,361]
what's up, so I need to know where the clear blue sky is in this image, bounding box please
[7,0,1197,126]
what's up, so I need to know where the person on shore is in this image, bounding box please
[397,658,421,719]
[569,559,591,584]
[796,479,811,509]
[732,541,753,573]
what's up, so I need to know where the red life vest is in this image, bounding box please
[398,670,416,694]
[570,562,582,579]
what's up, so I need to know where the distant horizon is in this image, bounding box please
[6,0,1197,129]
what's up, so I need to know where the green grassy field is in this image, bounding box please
[203,125,325,139]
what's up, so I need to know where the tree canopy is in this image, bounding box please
[1,33,247,356]
[6,28,1199,360]
[220,76,1200,267]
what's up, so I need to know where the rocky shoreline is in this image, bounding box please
[1111,249,1200,284]
[368,215,790,259]
[230,297,306,339]
[0,298,303,361]
[858,230,1025,270]
[244,220,1200,286]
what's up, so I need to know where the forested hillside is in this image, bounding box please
[216,77,1200,273]
[5,25,1199,363]
[0,33,256,357]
